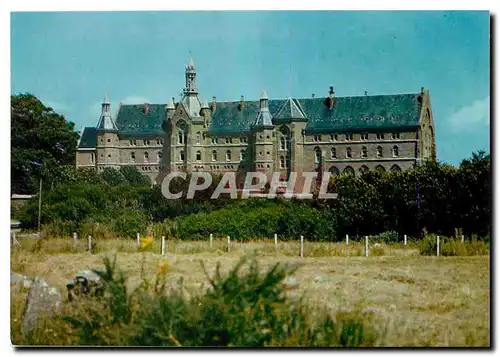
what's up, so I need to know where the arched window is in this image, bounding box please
[344,166,355,176]
[280,136,286,150]
[226,150,231,161]
[392,145,399,157]
[361,146,368,158]
[130,152,136,161]
[314,147,321,164]
[144,151,149,162]
[346,147,352,158]
[359,165,369,174]
[196,150,201,161]
[179,150,185,162]
[375,165,386,173]
[177,121,186,145]
[240,150,246,161]
[212,150,217,161]
[280,156,285,169]
[377,146,383,158]
[90,152,95,163]
[390,164,402,172]
[329,166,340,176]
[196,132,201,145]
[157,151,162,161]
[331,148,337,159]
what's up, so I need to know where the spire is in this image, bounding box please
[187,52,195,70]
[253,89,274,129]
[184,53,198,95]
[96,93,118,131]
[167,97,175,110]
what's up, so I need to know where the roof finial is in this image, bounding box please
[103,93,109,104]
[188,51,195,70]
[261,89,268,100]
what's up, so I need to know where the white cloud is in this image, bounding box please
[448,96,490,133]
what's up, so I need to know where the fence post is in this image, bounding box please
[274,233,278,250]
[161,236,166,256]
[210,233,213,249]
[136,232,141,248]
[437,235,440,257]
[227,235,231,252]
[88,235,92,254]
[12,232,20,247]
[346,234,349,245]
[73,232,78,247]
[365,236,369,257]
[404,234,407,246]
[300,235,304,258]
[461,234,464,243]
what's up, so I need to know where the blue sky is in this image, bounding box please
[11,11,490,165]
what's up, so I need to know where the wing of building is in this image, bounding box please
[76,55,437,184]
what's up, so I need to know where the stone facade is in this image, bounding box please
[76,56,437,184]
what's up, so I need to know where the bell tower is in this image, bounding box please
[184,53,197,95]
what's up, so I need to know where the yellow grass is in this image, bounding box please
[11,237,490,347]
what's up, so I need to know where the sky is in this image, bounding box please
[10,11,490,166]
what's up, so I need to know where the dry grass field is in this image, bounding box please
[10,237,490,347]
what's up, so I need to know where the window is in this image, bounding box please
[331,148,336,159]
[90,153,95,163]
[314,135,322,142]
[377,133,385,140]
[129,140,134,146]
[391,132,400,139]
[280,136,286,150]
[392,145,399,157]
[314,148,321,164]
[329,134,335,141]
[145,140,150,146]
[280,156,285,168]
[179,150,185,161]
[144,152,149,162]
[107,154,111,158]
[196,132,201,145]
[377,146,383,158]
[361,146,368,158]
[212,150,217,161]
[156,139,161,145]
[345,132,353,141]
[211,137,217,145]
[157,152,162,161]
[266,151,270,156]
[226,150,231,161]
[240,150,246,161]
[107,138,111,143]
[177,122,186,145]
[196,150,201,161]
[225,137,232,144]
[100,154,103,158]
[346,147,352,158]
[100,138,103,144]
[133,140,137,146]
[361,133,369,140]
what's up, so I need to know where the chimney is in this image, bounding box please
[143,103,150,115]
[210,96,217,114]
[239,95,244,111]
[312,93,315,99]
[325,86,335,109]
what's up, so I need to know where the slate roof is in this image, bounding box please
[115,103,165,135]
[78,127,97,148]
[77,92,423,148]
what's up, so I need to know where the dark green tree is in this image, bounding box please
[11,93,79,193]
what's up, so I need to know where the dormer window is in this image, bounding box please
[377,146,383,158]
[346,147,352,158]
[377,133,385,140]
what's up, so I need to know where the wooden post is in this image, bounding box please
[210,233,213,249]
[227,236,231,252]
[73,232,78,247]
[365,236,369,257]
[88,235,92,254]
[12,232,20,247]
[161,236,166,256]
[461,234,464,243]
[274,233,278,250]
[300,235,304,258]
[346,234,349,245]
[404,234,407,246]
[437,235,440,257]
[136,232,140,248]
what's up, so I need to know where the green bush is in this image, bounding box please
[419,234,490,256]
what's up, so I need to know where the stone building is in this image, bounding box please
[76,56,437,184]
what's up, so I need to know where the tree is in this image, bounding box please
[100,167,128,186]
[11,93,79,193]
[119,166,151,187]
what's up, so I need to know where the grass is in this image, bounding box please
[10,236,490,347]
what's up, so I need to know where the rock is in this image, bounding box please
[22,277,61,336]
[66,270,104,302]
